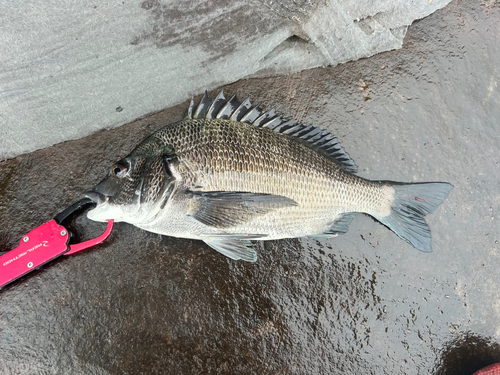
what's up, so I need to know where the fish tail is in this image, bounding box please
[375,182,453,252]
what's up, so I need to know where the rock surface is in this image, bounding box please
[0,0,451,160]
[1,0,499,374]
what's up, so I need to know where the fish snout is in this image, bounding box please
[85,191,109,205]
[89,176,124,201]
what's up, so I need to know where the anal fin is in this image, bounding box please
[309,212,356,238]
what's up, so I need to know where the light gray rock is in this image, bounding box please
[0,0,451,160]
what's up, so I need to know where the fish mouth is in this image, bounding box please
[85,191,109,205]
[86,191,115,223]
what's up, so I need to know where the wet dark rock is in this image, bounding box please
[435,333,500,375]
[0,0,499,374]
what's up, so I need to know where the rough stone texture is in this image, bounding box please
[0,0,499,374]
[0,0,451,160]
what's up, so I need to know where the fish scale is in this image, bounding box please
[87,91,453,262]
[157,119,364,212]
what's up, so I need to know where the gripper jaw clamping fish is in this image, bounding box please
[0,198,113,290]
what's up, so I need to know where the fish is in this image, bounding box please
[86,91,453,262]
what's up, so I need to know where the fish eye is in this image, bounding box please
[112,163,128,177]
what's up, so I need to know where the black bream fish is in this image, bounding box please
[87,91,453,262]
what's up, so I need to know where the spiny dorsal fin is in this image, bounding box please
[188,90,357,173]
[206,91,226,119]
[192,91,211,119]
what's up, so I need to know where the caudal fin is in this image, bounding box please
[376,182,453,252]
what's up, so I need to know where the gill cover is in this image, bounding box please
[87,135,176,221]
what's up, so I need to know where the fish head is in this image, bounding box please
[87,136,176,224]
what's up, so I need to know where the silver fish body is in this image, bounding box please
[87,91,453,261]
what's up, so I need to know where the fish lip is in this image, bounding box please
[85,191,109,205]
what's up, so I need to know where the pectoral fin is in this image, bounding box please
[188,191,297,228]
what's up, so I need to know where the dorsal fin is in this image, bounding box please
[192,91,212,119]
[188,91,357,173]
[206,91,226,119]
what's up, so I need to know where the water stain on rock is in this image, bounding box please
[132,0,283,60]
